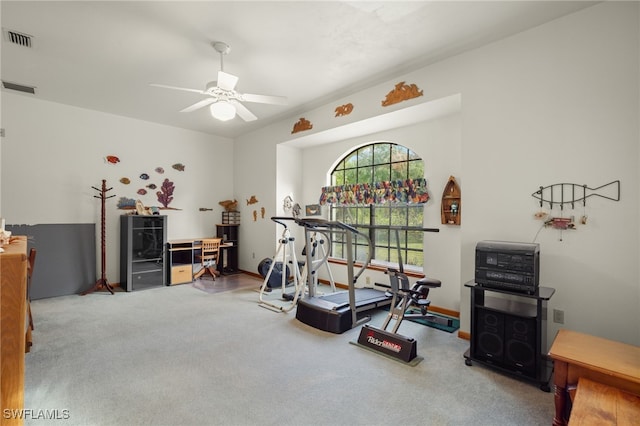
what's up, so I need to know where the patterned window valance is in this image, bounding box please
[319,178,430,206]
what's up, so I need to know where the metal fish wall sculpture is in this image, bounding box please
[532,180,620,209]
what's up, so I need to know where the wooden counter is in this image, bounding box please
[1,236,28,425]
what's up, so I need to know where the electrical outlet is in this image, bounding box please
[252,252,255,259]
[553,309,564,324]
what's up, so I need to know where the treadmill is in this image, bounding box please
[294,218,392,334]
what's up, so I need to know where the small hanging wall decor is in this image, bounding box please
[335,103,354,117]
[306,204,321,216]
[292,117,313,134]
[531,180,620,241]
[247,195,258,205]
[381,82,423,107]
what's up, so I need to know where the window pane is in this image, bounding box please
[344,168,357,183]
[373,165,390,183]
[408,160,423,179]
[392,144,408,162]
[407,206,422,225]
[356,207,369,225]
[391,161,407,181]
[375,228,389,246]
[345,152,358,168]
[374,206,390,225]
[408,149,420,160]
[359,146,373,166]
[357,166,372,184]
[333,242,344,259]
[407,230,422,248]
[375,246,390,263]
[332,171,344,186]
[407,250,423,267]
[373,143,390,164]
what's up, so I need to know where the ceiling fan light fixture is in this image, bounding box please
[210,101,236,121]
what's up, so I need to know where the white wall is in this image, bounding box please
[1,92,233,282]
[235,2,639,346]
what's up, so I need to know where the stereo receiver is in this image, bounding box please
[475,241,540,294]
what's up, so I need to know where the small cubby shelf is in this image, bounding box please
[216,223,239,274]
[441,175,461,225]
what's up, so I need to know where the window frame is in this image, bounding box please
[327,142,425,271]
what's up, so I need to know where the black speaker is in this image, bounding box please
[504,315,537,376]
[473,308,504,363]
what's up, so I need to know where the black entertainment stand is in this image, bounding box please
[463,281,555,391]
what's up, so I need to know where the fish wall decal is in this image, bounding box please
[532,180,620,209]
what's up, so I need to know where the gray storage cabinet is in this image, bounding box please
[120,215,167,291]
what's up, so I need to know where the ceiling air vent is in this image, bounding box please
[3,29,33,48]
[2,81,36,94]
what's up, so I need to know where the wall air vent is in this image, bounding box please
[3,29,33,48]
[2,81,36,94]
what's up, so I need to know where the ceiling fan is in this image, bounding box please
[151,42,287,122]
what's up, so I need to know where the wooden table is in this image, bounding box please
[549,329,640,426]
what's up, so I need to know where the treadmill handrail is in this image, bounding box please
[294,217,367,236]
[270,216,297,229]
[348,224,440,233]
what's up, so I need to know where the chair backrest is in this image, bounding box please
[200,238,222,262]
[27,248,37,280]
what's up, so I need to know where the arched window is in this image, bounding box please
[326,142,425,269]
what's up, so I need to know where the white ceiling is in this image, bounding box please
[1,1,597,139]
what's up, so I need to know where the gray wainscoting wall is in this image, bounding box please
[7,224,96,299]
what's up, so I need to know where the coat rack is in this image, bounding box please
[81,180,116,295]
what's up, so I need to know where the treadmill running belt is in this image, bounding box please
[317,288,388,309]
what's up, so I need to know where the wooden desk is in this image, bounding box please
[549,329,640,426]
[1,236,28,426]
[166,239,236,285]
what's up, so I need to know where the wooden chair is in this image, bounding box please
[27,248,36,332]
[194,238,222,280]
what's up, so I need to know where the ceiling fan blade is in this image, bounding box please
[180,97,216,113]
[217,71,238,91]
[231,100,257,122]
[241,93,288,105]
[150,83,204,95]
